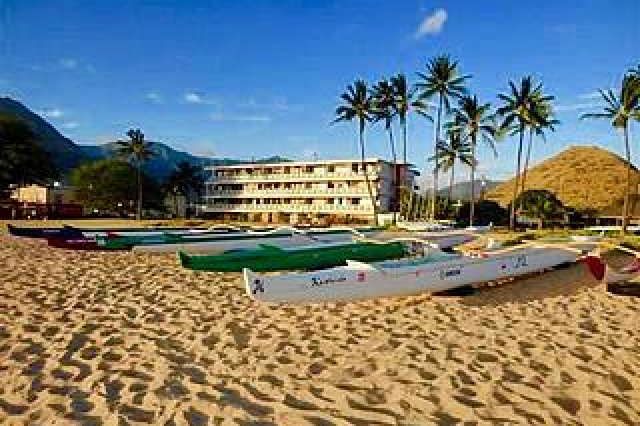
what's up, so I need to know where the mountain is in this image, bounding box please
[80,143,290,180]
[0,97,86,170]
[486,145,640,213]
[438,179,502,200]
[0,97,289,181]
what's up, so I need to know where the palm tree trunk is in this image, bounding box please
[469,135,477,226]
[431,95,444,221]
[360,123,378,225]
[520,128,534,204]
[402,116,408,192]
[622,124,632,235]
[388,126,398,225]
[136,161,142,220]
[510,123,525,229]
[174,192,179,218]
[448,162,455,212]
[402,116,408,167]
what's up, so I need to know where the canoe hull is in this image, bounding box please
[8,225,84,239]
[47,237,102,250]
[244,246,582,304]
[132,229,366,253]
[179,241,407,272]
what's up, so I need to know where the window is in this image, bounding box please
[327,198,334,204]
[305,199,312,204]
[305,182,312,189]
[328,182,334,189]
[352,163,359,173]
[305,166,314,173]
[351,198,360,205]
[328,165,335,173]
[284,166,290,174]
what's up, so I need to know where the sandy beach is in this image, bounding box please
[1,232,639,425]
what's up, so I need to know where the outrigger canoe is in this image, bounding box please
[129,227,379,254]
[8,224,219,239]
[178,241,407,272]
[244,243,593,304]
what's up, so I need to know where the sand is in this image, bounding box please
[0,233,639,425]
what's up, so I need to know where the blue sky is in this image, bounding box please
[1,0,638,182]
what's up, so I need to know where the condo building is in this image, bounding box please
[201,159,418,224]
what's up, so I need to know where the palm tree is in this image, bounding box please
[164,161,205,218]
[116,129,155,220]
[496,76,551,229]
[581,73,640,234]
[372,79,399,223]
[333,80,378,225]
[390,74,432,167]
[452,95,497,225]
[631,65,640,121]
[415,55,470,220]
[520,96,558,198]
[428,125,474,210]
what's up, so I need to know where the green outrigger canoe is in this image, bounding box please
[97,227,380,251]
[178,241,407,272]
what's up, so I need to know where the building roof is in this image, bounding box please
[206,158,417,170]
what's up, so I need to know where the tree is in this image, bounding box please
[451,95,497,226]
[497,76,551,229]
[71,159,139,212]
[520,93,558,199]
[164,161,205,218]
[390,73,432,168]
[116,129,155,220]
[372,79,399,223]
[0,114,57,189]
[581,72,640,234]
[455,200,508,226]
[512,189,564,229]
[428,124,474,210]
[333,80,378,225]
[415,55,470,221]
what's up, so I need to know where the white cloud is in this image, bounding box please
[578,91,604,100]
[555,102,601,112]
[239,96,301,111]
[415,8,447,38]
[145,92,164,104]
[211,112,271,122]
[62,121,79,130]
[58,58,78,69]
[41,108,64,119]
[184,91,218,105]
[184,92,203,103]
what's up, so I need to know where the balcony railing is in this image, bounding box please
[205,187,371,197]
[201,202,374,214]
[210,171,379,182]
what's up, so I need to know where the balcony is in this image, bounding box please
[205,187,371,198]
[209,170,379,183]
[201,202,374,214]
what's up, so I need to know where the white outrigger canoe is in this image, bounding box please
[244,243,594,304]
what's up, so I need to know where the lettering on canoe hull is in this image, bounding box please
[439,268,461,280]
[310,276,347,288]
